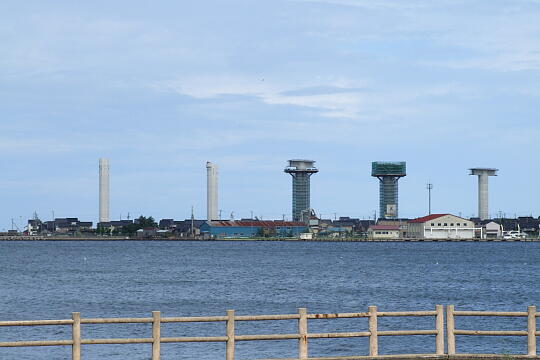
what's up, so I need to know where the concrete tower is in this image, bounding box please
[284,160,318,222]
[99,158,110,223]
[206,162,218,221]
[469,168,498,220]
[372,162,406,219]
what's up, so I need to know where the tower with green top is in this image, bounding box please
[372,162,406,219]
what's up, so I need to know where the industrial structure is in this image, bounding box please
[99,158,110,223]
[206,162,218,221]
[469,168,498,220]
[284,160,319,221]
[371,162,406,219]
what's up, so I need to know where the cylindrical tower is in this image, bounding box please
[284,160,318,222]
[99,158,110,223]
[371,162,406,219]
[470,168,498,220]
[206,162,218,221]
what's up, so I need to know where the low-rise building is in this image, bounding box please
[408,214,475,239]
[367,225,400,239]
[484,221,502,238]
[200,220,307,239]
[376,218,410,237]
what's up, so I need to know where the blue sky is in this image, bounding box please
[1,0,540,229]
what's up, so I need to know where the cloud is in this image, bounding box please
[153,75,376,119]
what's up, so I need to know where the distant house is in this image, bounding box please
[484,221,502,238]
[35,218,93,235]
[136,228,157,238]
[367,225,400,239]
[408,214,475,239]
[376,219,410,237]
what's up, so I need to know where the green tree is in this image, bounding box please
[121,216,157,235]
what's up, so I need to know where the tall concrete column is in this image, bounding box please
[284,160,318,222]
[206,162,218,221]
[99,158,110,223]
[470,168,498,220]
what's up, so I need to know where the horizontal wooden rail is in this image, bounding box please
[308,312,368,319]
[0,340,73,347]
[453,311,527,317]
[0,319,74,326]
[81,317,153,324]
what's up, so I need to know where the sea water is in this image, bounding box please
[0,241,539,359]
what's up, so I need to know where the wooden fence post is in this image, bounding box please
[298,308,308,359]
[447,305,455,355]
[528,306,536,356]
[72,312,81,360]
[369,305,378,356]
[152,311,161,360]
[435,305,444,355]
[226,310,235,360]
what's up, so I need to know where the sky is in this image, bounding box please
[1,0,540,230]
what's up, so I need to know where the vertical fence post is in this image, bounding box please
[298,308,308,359]
[435,305,444,355]
[369,305,378,356]
[447,305,455,355]
[528,306,537,356]
[226,310,235,360]
[72,312,81,360]
[152,311,161,360]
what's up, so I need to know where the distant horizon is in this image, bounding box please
[4,157,539,231]
[2,0,539,230]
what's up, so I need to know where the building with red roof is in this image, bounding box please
[408,214,476,239]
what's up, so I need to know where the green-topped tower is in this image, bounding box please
[371,161,406,219]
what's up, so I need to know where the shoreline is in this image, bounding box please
[1,236,539,242]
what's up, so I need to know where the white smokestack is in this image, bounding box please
[206,162,218,221]
[99,158,110,223]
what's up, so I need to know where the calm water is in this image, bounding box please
[0,241,539,359]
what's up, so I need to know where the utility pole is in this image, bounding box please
[191,206,195,237]
[426,183,433,215]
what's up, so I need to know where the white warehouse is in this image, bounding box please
[408,214,476,239]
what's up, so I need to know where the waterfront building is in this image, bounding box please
[408,214,475,239]
[367,225,400,239]
[483,221,502,238]
[200,220,307,239]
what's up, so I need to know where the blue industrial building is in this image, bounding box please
[200,220,307,239]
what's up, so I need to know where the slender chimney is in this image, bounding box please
[99,158,110,223]
[206,162,218,221]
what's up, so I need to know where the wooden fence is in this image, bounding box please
[447,305,538,356]
[0,305,537,359]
